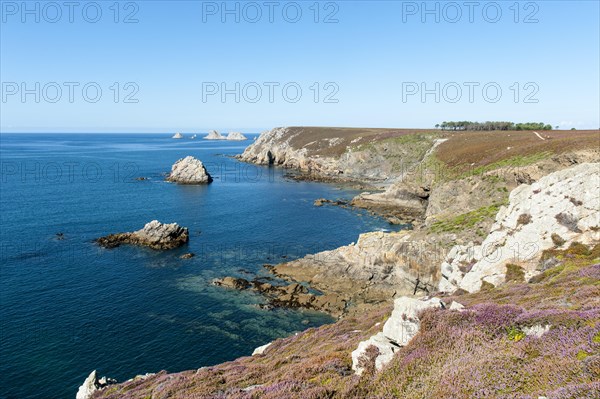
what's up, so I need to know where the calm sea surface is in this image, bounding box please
[0,133,401,398]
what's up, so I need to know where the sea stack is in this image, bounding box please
[166,156,213,184]
[96,220,189,250]
[227,132,248,141]
[204,130,225,140]
[172,132,183,139]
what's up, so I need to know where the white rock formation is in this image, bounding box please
[439,163,600,293]
[204,130,225,140]
[227,132,248,141]
[166,156,212,184]
[252,342,272,356]
[172,132,183,139]
[351,297,446,375]
[133,220,189,247]
[523,324,551,338]
[76,370,116,399]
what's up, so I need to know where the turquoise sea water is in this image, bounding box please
[0,134,401,398]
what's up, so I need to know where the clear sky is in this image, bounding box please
[1,0,599,132]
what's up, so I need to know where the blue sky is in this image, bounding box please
[1,0,599,132]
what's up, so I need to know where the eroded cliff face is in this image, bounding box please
[238,127,439,185]
[439,162,600,293]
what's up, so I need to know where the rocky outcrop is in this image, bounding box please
[271,231,445,314]
[76,370,116,399]
[96,220,189,250]
[204,130,225,140]
[172,133,183,139]
[351,297,448,375]
[439,163,600,293]
[166,156,212,184]
[351,182,429,224]
[227,132,248,141]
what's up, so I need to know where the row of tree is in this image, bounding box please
[436,121,553,131]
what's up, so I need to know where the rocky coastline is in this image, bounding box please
[88,127,600,399]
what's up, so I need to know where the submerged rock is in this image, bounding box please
[204,130,225,140]
[212,275,346,315]
[180,253,195,259]
[76,370,116,399]
[227,132,248,141]
[213,277,252,290]
[166,156,213,184]
[96,220,189,250]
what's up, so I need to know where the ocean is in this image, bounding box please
[0,133,401,398]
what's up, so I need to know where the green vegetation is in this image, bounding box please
[438,121,553,131]
[505,264,525,283]
[506,326,526,342]
[430,203,504,233]
[458,152,551,179]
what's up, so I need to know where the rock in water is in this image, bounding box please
[96,220,189,250]
[172,132,183,139]
[76,370,116,399]
[204,130,225,140]
[166,156,213,184]
[227,132,248,141]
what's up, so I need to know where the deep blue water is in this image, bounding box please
[0,133,400,399]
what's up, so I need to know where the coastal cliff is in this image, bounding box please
[90,127,600,399]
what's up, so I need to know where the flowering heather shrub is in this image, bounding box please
[94,246,599,399]
[579,263,600,279]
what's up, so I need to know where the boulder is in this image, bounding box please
[96,220,189,250]
[227,132,248,141]
[204,130,226,140]
[166,156,212,184]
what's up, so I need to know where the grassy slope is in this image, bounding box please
[95,244,600,399]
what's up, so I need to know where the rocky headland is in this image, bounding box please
[89,127,600,399]
[96,220,189,250]
[166,156,213,184]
